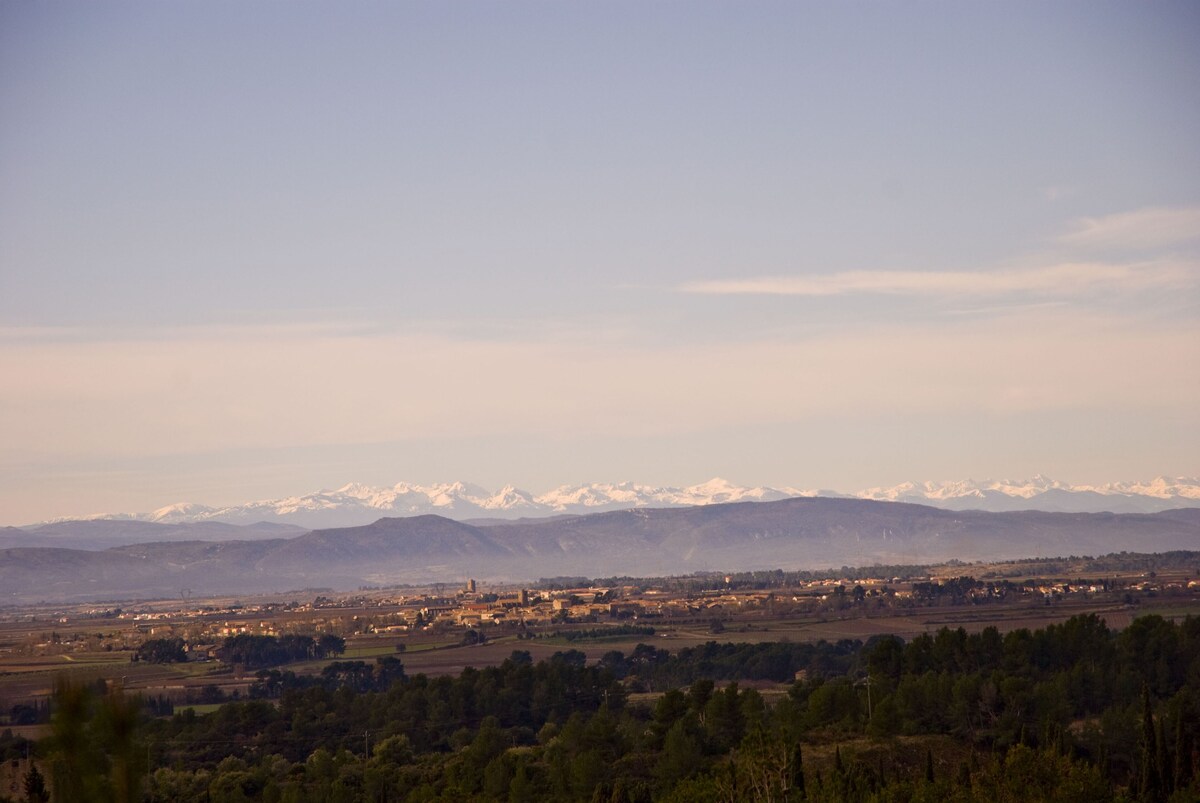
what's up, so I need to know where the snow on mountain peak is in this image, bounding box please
[483,485,538,510]
[689,477,736,493]
[148,502,216,523]
[37,475,1200,528]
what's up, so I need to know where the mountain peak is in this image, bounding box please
[689,477,737,492]
[149,502,216,523]
[29,476,1200,529]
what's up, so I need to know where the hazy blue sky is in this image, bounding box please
[2,2,1198,523]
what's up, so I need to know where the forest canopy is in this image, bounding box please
[18,613,1200,802]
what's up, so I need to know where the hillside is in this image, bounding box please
[2,498,1198,602]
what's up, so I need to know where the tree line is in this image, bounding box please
[17,612,1200,801]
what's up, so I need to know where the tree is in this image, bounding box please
[704,683,746,753]
[508,762,536,803]
[24,764,48,803]
[1139,685,1160,801]
[789,741,805,801]
[646,688,687,751]
[318,634,346,658]
[136,637,187,664]
[656,718,705,791]
[48,678,98,802]
[98,686,145,803]
[47,679,145,803]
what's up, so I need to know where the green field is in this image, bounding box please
[177,703,224,715]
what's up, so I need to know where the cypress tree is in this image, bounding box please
[23,764,48,803]
[789,741,806,801]
[1173,714,1189,793]
[1157,717,1171,796]
[49,679,94,803]
[101,687,144,803]
[1139,685,1159,802]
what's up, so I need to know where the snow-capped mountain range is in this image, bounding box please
[853,475,1200,513]
[46,476,1200,529]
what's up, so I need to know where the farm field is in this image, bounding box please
[2,558,1198,714]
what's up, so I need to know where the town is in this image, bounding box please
[3,551,1199,724]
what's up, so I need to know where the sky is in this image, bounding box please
[1,1,1198,524]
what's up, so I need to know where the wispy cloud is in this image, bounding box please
[941,301,1070,318]
[1060,206,1200,250]
[2,308,1196,466]
[678,261,1191,298]
[677,205,1200,300]
[3,308,1197,522]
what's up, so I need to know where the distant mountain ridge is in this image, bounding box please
[854,475,1200,514]
[5,520,306,551]
[35,475,1200,529]
[37,478,804,529]
[35,475,1200,525]
[4,497,1199,603]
